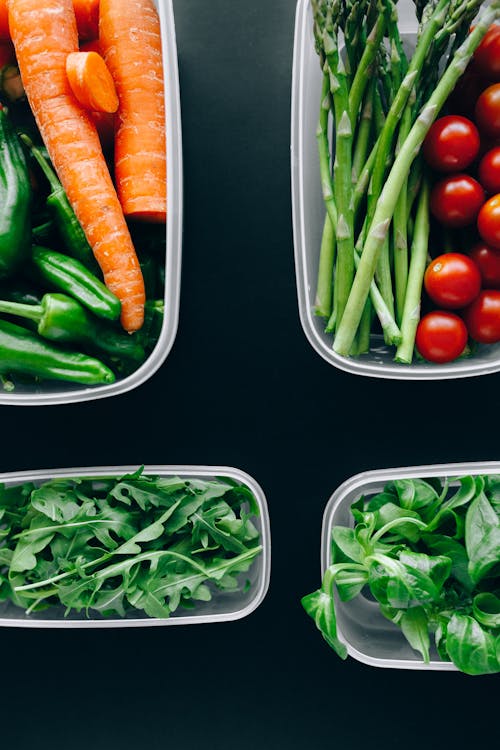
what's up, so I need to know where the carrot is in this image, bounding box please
[8,0,145,332]
[100,0,166,223]
[72,0,99,41]
[66,51,119,113]
[1,0,99,41]
[0,2,9,40]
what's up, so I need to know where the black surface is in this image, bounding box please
[2,1,499,748]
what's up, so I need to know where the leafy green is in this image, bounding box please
[302,474,500,675]
[0,469,262,620]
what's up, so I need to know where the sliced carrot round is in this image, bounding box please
[66,50,119,114]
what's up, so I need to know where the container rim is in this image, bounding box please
[319,461,500,670]
[0,0,183,405]
[0,464,271,628]
[291,0,500,380]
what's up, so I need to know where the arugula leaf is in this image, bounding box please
[422,533,475,592]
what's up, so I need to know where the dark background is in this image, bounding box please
[2,1,499,748]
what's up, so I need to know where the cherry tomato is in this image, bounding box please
[478,193,500,248]
[424,253,481,309]
[473,24,500,79]
[422,116,480,173]
[415,311,468,363]
[469,242,500,288]
[447,61,492,118]
[478,147,500,193]
[475,84,500,138]
[430,174,485,227]
[463,290,500,343]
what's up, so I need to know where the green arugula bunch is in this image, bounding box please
[302,475,500,675]
[0,469,262,619]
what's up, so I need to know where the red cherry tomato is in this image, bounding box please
[478,147,500,193]
[463,290,500,343]
[475,84,500,138]
[430,174,485,227]
[473,24,500,79]
[422,116,480,173]
[478,193,500,248]
[469,242,500,288]
[447,61,492,118]
[424,253,481,309]
[415,311,468,363]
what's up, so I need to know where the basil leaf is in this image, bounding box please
[400,606,431,663]
[301,583,348,660]
[332,526,365,563]
[465,491,500,584]
[446,613,499,675]
[422,533,474,593]
[472,593,500,629]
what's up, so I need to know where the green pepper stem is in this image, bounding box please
[20,133,61,194]
[0,299,42,324]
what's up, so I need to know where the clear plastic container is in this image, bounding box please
[0,0,183,405]
[320,461,500,670]
[291,0,500,379]
[0,465,270,628]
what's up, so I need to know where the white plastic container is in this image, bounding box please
[0,0,183,405]
[291,0,500,379]
[320,461,500,670]
[0,465,270,628]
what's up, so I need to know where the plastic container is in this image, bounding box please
[320,461,500,670]
[0,465,270,628]
[291,0,500,379]
[0,0,183,405]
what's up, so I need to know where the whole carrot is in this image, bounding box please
[1,0,99,40]
[100,0,166,223]
[7,0,145,332]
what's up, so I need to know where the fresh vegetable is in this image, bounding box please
[99,0,167,223]
[0,468,263,619]
[469,241,500,287]
[72,0,99,40]
[478,146,500,194]
[302,474,500,675]
[473,23,500,78]
[415,310,468,363]
[7,0,145,332]
[0,318,115,384]
[65,51,119,114]
[311,0,500,361]
[22,135,98,271]
[422,116,480,173]
[475,82,500,137]
[31,246,121,322]
[0,104,31,279]
[424,253,481,309]
[0,293,145,363]
[478,193,500,248]
[429,174,485,227]
[463,289,500,343]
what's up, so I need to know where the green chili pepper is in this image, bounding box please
[21,135,98,272]
[0,293,145,363]
[0,107,31,279]
[32,220,56,246]
[0,319,115,385]
[136,299,164,352]
[31,245,121,321]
